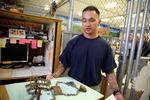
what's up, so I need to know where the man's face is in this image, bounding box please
[129,34,133,41]
[82,11,100,35]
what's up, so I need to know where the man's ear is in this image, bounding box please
[99,19,101,24]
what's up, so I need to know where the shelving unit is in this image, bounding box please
[0,9,62,81]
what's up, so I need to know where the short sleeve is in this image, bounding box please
[101,45,117,74]
[59,42,71,68]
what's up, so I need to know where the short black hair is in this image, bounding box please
[82,5,100,16]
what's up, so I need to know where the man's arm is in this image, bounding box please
[106,71,124,100]
[46,62,65,80]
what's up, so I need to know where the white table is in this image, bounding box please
[1,76,103,100]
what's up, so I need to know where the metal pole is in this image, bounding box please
[67,0,74,31]
[118,0,134,90]
[117,0,129,88]
[129,0,150,99]
[123,0,142,98]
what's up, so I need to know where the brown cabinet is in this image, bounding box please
[0,9,62,81]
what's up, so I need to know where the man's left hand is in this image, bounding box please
[114,93,124,100]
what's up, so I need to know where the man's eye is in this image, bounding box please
[82,19,86,22]
[89,19,95,22]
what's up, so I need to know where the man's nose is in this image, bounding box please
[85,21,91,26]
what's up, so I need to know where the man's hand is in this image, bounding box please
[46,73,54,80]
[106,71,124,100]
[114,93,124,100]
[46,63,65,80]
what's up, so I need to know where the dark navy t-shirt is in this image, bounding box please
[60,34,117,86]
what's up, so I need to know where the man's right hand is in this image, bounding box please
[46,73,54,80]
[46,63,65,80]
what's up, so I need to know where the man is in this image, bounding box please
[47,5,124,100]
[141,34,150,57]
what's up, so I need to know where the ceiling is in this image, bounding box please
[6,0,150,29]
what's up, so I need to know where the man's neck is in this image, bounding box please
[83,33,99,39]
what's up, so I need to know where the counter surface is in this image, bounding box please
[0,76,103,100]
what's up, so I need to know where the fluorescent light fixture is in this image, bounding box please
[119,25,124,27]
[98,9,102,13]
[51,0,59,3]
[138,24,141,27]
[101,18,109,22]
[55,0,59,3]
[78,12,82,16]
[44,5,50,10]
[113,16,124,20]
[132,24,141,27]
[132,24,135,27]
[132,13,143,17]
[105,2,118,9]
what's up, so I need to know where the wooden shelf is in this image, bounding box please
[0,19,41,30]
[0,9,62,24]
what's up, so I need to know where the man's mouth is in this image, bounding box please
[85,28,91,30]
